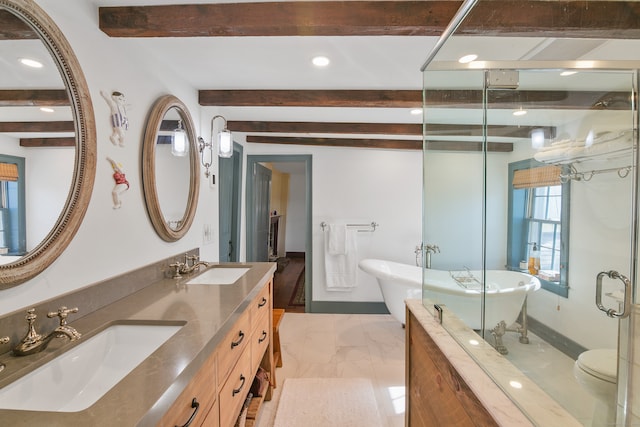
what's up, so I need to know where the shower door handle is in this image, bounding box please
[596,270,631,319]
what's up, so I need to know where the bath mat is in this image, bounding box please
[273,378,384,427]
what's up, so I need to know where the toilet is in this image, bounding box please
[573,349,617,427]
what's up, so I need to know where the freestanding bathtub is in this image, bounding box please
[359,259,541,330]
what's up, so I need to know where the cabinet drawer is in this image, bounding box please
[201,397,219,427]
[250,280,271,322]
[157,351,217,427]
[219,348,252,427]
[251,309,270,374]
[218,310,250,386]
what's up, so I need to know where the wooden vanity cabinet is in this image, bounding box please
[159,275,274,427]
[157,349,218,427]
[219,278,274,427]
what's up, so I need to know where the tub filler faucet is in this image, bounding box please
[12,307,81,356]
[416,244,440,268]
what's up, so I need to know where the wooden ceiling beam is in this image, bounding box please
[99,1,458,37]
[247,135,422,150]
[200,90,421,108]
[0,90,70,107]
[201,89,631,110]
[462,1,640,39]
[229,121,556,139]
[20,137,75,147]
[0,10,38,40]
[425,141,513,152]
[98,1,640,39]
[0,121,75,132]
[229,121,422,134]
[247,135,512,152]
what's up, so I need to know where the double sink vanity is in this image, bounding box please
[0,253,276,426]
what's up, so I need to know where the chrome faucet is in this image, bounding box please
[421,244,440,269]
[12,307,81,357]
[169,255,209,278]
[184,254,209,273]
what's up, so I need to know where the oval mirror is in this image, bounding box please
[0,0,96,288]
[142,95,199,242]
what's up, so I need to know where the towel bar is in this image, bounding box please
[320,221,378,232]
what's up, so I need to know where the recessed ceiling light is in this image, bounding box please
[20,58,43,68]
[312,56,330,67]
[410,108,422,115]
[513,109,527,116]
[458,54,478,64]
[40,107,54,113]
[560,71,577,76]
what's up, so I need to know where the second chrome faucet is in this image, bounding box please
[12,307,81,357]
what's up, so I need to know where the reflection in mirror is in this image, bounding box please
[142,95,199,242]
[0,0,96,287]
[155,107,191,231]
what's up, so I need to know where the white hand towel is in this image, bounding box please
[327,223,347,255]
[324,228,358,291]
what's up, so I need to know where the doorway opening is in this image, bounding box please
[246,155,312,313]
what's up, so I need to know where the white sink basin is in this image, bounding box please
[186,267,250,285]
[0,323,182,412]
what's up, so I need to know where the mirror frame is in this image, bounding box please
[142,95,200,242]
[0,0,96,288]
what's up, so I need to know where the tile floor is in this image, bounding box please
[255,313,406,427]
[254,312,593,427]
[500,330,595,426]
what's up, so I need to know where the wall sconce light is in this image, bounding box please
[171,119,188,157]
[197,115,233,177]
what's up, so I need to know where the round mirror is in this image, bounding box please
[0,0,96,288]
[142,95,199,242]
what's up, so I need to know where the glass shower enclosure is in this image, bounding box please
[420,3,638,425]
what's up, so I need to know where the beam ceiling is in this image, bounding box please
[97,1,640,151]
[99,1,458,37]
[229,121,556,140]
[201,89,631,111]
[0,90,69,107]
[99,1,640,39]
[247,135,513,152]
[0,10,37,40]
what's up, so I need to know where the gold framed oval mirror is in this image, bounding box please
[0,0,96,288]
[142,95,199,242]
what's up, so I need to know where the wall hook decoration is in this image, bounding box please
[106,157,129,209]
[100,90,129,147]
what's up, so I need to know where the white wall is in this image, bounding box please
[246,143,423,303]
[284,168,306,253]
[0,0,211,315]
[0,0,425,314]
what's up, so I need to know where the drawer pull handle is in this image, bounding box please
[258,330,268,343]
[232,374,246,396]
[231,331,245,349]
[175,397,199,427]
[258,297,267,307]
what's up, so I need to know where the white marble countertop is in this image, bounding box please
[406,299,582,427]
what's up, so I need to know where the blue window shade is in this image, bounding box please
[507,159,570,298]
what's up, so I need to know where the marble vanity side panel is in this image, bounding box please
[406,300,534,427]
[0,249,198,353]
[407,299,586,427]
